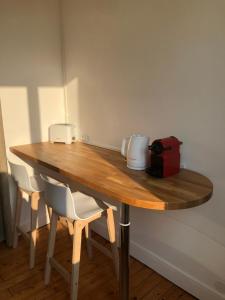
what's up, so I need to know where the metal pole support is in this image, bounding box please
[119,203,130,300]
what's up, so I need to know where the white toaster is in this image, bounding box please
[49,124,75,144]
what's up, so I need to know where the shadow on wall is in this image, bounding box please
[27,86,42,143]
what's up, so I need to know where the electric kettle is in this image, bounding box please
[121,134,150,170]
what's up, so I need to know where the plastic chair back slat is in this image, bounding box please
[41,176,79,220]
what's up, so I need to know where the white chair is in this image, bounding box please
[41,176,119,300]
[9,161,48,269]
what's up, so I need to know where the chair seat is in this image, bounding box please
[73,192,109,220]
[30,175,44,192]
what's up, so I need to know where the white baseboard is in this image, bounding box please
[91,220,225,300]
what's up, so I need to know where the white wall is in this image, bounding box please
[0,0,65,227]
[62,1,225,299]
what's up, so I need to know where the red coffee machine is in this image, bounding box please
[146,136,182,178]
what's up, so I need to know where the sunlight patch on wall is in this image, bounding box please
[38,86,65,142]
[64,77,80,138]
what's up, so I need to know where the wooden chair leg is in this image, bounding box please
[29,192,40,269]
[106,208,119,279]
[13,188,23,248]
[45,212,58,285]
[67,219,74,237]
[71,221,83,300]
[47,206,52,221]
[85,223,93,259]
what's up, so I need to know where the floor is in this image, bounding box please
[0,220,197,300]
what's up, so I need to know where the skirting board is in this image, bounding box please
[91,220,225,300]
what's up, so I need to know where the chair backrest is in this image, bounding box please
[8,161,33,192]
[41,175,79,220]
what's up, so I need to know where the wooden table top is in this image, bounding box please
[10,142,213,210]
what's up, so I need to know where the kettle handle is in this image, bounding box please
[121,138,128,157]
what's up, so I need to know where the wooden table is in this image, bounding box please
[10,142,213,300]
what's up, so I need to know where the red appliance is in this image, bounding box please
[146,136,182,178]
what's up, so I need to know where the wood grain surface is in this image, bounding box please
[10,142,213,210]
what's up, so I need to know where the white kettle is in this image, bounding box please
[121,134,150,170]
